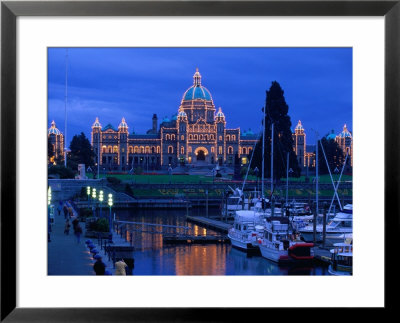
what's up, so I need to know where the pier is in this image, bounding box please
[186,215,232,233]
[163,234,229,244]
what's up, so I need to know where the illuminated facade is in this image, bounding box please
[335,124,353,166]
[90,69,258,171]
[48,120,64,164]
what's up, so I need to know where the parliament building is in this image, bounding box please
[89,69,258,171]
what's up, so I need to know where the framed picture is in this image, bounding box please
[1,0,398,321]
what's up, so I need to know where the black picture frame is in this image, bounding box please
[1,0,398,321]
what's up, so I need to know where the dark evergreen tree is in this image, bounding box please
[316,137,345,175]
[67,132,95,170]
[251,81,301,186]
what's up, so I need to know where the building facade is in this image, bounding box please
[48,120,64,164]
[90,69,258,171]
[292,120,353,170]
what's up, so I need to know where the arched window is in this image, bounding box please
[194,134,198,140]
[219,135,222,141]
[134,146,139,153]
[157,146,160,153]
[102,146,107,153]
[171,134,175,140]
[151,146,155,153]
[188,146,192,153]
[211,147,215,153]
[113,146,119,153]
[166,134,170,140]
[145,146,150,154]
[140,146,144,153]
[226,135,230,141]
[168,146,173,154]
[189,134,193,140]
[108,146,112,153]
[232,135,236,141]
[248,147,252,153]
[129,146,133,154]
[200,135,204,140]
[242,147,247,155]
[181,146,184,154]
[181,135,184,141]
[228,146,233,154]
[218,146,222,154]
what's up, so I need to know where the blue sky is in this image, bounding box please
[48,47,352,146]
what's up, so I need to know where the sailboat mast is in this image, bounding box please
[261,107,265,198]
[316,134,319,217]
[64,48,68,167]
[271,123,274,195]
[286,152,289,205]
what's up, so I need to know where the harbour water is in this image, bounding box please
[115,208,330,276]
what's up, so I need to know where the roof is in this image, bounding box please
[182,68,213,101]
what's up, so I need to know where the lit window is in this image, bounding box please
[168,146,174,154]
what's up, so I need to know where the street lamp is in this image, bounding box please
[99,190,104,218]
[92,188,97,217]
[86,186,91,202]
[48,186,52,242]
[108,193,113,236]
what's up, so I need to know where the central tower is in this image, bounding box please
[180,68,216,123]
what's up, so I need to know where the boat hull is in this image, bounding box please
[328,264,352,276]
[259,244,287,263]
[229,234,260,253]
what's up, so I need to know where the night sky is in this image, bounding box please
[48,47,352,146]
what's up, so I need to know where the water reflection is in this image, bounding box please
[115,208,328,276]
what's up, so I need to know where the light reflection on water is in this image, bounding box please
[116,208,329,276]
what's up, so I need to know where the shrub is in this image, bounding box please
[125,183,134,196]
[48,165,75,179]
[107,176,121,185]
[94,218,109,232]
[79,208,93,218]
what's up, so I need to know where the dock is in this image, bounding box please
[186,215,232,233]
[313,247,332,265]
[163,234,230,244]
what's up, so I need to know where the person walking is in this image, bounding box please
[57,201,62,216]
[63,204,68,219]
[114,259,127,275]
[93,255,106,275]
[64,219,71,235]
[74,223,82,243]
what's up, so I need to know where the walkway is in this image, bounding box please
[47,200,114,275]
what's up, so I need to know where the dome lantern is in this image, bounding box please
[92,117,102,130]
[118,117,128,131]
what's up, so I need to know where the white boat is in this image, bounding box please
[228,210,264,252]
[298,204,352,242]
[258,217,314,263]
[328,242,353,275]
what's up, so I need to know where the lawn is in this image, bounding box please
[88,173,352,185]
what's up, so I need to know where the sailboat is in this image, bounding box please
[256,121,314,263]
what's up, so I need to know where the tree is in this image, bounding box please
[67,132,95,170]
[317,137,344,175]
[251,81,301,184]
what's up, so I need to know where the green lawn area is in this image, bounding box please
[88,173,216,184]
[88,173,352,185]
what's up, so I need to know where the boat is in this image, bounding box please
[227,210,264,252]
[258,217,314,263]
[298,204,352,242]
[328,242,353,275]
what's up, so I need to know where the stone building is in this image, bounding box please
[90,69,258,171]
[48,120,64,164]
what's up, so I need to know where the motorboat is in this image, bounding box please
[298,204,352,242]
[328,242,353,275]
[228,210,264,252]
[257,217,314,264]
